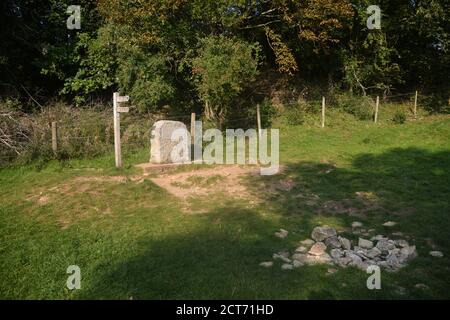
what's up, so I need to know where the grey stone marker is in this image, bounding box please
[150,120,190,164]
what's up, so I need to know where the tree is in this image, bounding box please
[192,36,261,124]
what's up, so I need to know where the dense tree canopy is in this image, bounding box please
[1,0,449,114]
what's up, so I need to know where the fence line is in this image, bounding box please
[2,91,424,164]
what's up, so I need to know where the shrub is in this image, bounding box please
[336,94,374,120]
[285,106,304,125]
[392,110,406,124]
[420,91,450,114]
[192,35,262,124]
[0,102,155,167]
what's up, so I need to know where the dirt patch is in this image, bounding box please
[150,165,260,199]
[38,195,50,205]
[25,175,144,206]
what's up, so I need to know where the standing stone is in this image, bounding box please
[150,120,190,164]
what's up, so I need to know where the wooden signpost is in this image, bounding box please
[113,92,130,168]
[374,96,380,123]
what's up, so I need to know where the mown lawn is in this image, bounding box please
[1,113,449,299]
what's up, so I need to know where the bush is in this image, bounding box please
[285,106,305,125]
[0,102,154,167]
[420,91,450,114]
[392,110,406,124]
[336,94,374,120]
[192,35,262,124]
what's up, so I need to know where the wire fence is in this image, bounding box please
[0,90,427,166]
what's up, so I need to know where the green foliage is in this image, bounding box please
[392,109,407,124]
[192,36,261,122]
[61,26,118,104]
[336,94,374,120]
[117,50,176,112]
[420,91,450,114]
[1,0,449,115]
[285,106,305,126]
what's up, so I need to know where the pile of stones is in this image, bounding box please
[263,226,419,272]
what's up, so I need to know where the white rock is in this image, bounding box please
[311,226,337,242]
[327,268,338,274]
[274,228,289,239]
[371,235,388,241]
[365,247,382,259]
[399,246,417,262]
[429,251,444,258]
[295,246,308,253]
[281,263,294,270]
[273,253,291,263]
[330,248,343,260]
[358,238,374,249]
[292,253,308,264]
[292,260,303,268]
[386,252,404,270]
[325,236,342,249]
[308,242,327,256]
[415,283,429,290]
[305,253,333,265]
[338,236,352,250]
[395,239,409,248]
[259,261,273,268]
[337,256,353,267]
[352,221,363,228]
[383,221,397,227]
[300,239,315,246]
[376,239,395,252]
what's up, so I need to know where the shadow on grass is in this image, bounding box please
[78,147,450,299]
[252,147,450,245]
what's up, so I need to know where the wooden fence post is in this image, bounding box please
[414,90,418,118]
[190,112,195,161]
[374,96,379,123]
[256,104,262,140]
[191,113,196,142]
[321,97,326,128]
[51,121,58,153]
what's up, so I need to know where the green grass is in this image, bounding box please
[1,113,449,299]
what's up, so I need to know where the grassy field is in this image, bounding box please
[1,110,449,299]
